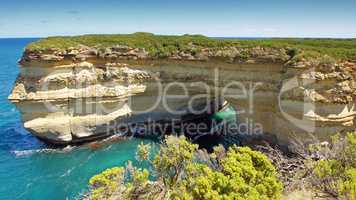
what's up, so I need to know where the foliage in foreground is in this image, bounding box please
[88,136,283,200]
[303,132,356,200]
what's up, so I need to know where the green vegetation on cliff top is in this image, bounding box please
[27,32,356,60]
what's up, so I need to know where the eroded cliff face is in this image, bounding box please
[9,45,355,144]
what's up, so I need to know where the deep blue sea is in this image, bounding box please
[0,38,149,200]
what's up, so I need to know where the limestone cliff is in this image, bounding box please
[9,39,355,144]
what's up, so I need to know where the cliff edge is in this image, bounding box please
[9,33,355,144]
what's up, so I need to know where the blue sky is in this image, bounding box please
[0,0,355,38]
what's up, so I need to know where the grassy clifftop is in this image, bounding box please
[26,32,356,60]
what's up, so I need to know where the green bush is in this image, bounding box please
[318,55,337,66]
[88,136,283,200]
[286,48,299,58]
[309,132,356,200]
[177,146,283,200]
[89,167,124,200]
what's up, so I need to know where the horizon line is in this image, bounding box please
[0,33,355,40]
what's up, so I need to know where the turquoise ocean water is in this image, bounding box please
[0,38,149,200]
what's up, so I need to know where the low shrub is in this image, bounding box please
[87,136,283,200]
[306,132,356,199]
[89,167,124,200]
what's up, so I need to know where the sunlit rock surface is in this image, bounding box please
[9,46,355,144]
